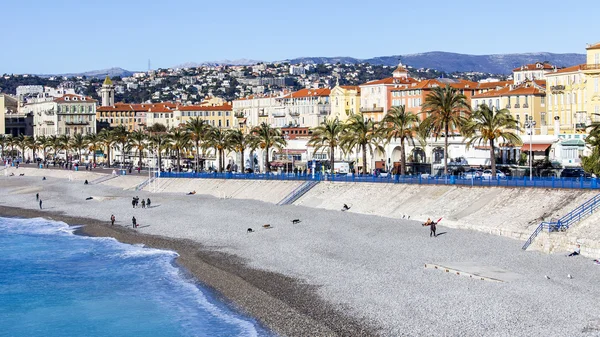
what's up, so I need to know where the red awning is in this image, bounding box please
[521,144,551,152]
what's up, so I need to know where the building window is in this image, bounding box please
[541,96,545,105]
[595,78,599,93]
[541,112,546,126]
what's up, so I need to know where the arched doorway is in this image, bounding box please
[433,147,444,164]
[410,147,426,163]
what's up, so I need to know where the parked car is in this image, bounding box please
[481,169,506,179]
[560,168,591,179]
[463,168,483,179]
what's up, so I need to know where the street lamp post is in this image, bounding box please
[525,116,536,181]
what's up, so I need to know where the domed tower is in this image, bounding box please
[100,75,115,106]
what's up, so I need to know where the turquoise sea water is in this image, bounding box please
[0,217,272,337]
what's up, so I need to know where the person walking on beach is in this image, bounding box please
[111,214,115,226]
[132,198,136,208]
[39,199,43,210]
[36,193,39,201]
[146,198,151,208]
[132,216,137,228]
[423,218,436,237]
[141,199,146,208]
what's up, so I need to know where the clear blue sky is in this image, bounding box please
[2,0,599,74]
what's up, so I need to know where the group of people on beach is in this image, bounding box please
[132,196,151,209]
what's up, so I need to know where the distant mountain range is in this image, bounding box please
[38,67,135,79]
[284,52,586,74]
[34,51,586,79]
[173,59,262,68]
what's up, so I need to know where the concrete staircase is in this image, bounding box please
[277,181,319,206]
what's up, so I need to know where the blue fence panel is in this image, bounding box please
[153,171,599,190]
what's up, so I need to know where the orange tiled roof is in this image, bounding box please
[283,88,331,99]
[178,103,233,111]
[360,77,417,86]
[476,80,512,90]
[547,64,585,75]
[97,102,178,112]
[54,94,96,103]
[587,42,600,50]
[472,82,544,99]
[513,62,554,72]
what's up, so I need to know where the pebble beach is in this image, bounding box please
[2,170,600,336]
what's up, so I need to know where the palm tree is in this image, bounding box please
[69,133,86,163]
[186,117,209,172]
[129,130,147,168]
[98,128,116,167]
[251,122,286,173]
[380,106,419,175]
[112,126,129,166]
[226,129,255,173]
[463,104,521,178]
[25,136,37,161]
[169,128,191,172]
[84,133,101,166]
[421,85,471,176]
[35,135,50,162]
[7,135,18,160]
[149,133,171,171]
[307,118,345,173]
[15,134,30,162]
[47,135,58,161]
[147,123,168,133]
[205,126,229,172]
[340,114,383,175]
[0,134,7,159]
[57,135,70,161]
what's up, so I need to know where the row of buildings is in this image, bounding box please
[2,43,600,173]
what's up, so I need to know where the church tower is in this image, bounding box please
[100,75,115,106]
[392,61,408,79]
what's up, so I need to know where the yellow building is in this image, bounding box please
[471,80,547,135]
[583,42,600,122]
[545,65,587,134]
[176,103,234,129]
[329,84,360,121]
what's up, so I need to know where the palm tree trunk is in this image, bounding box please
[444,124,449,176]
[490,139,496,179]
[240,149,244,173]
[177,149,181,172]
[107,145,111,167]
[330,145,335,174]
[400,137,406,176]
[195,140,199,172]
[265,146,270,172]
[362,143,368,175]
[93,149,96,165]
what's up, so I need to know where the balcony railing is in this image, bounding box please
[234,113,245,118]
[523,104,529,108]
[289,111,300,116]
[360,107,384,113]
[505,104,511,109]
[576,123,588,130]
[272,111,286,117]
[318,106,331,115]
[65,120,90,125]
[514,104,520,108]
[582,64,600,70]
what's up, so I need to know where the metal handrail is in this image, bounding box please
[522,194,600,250]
